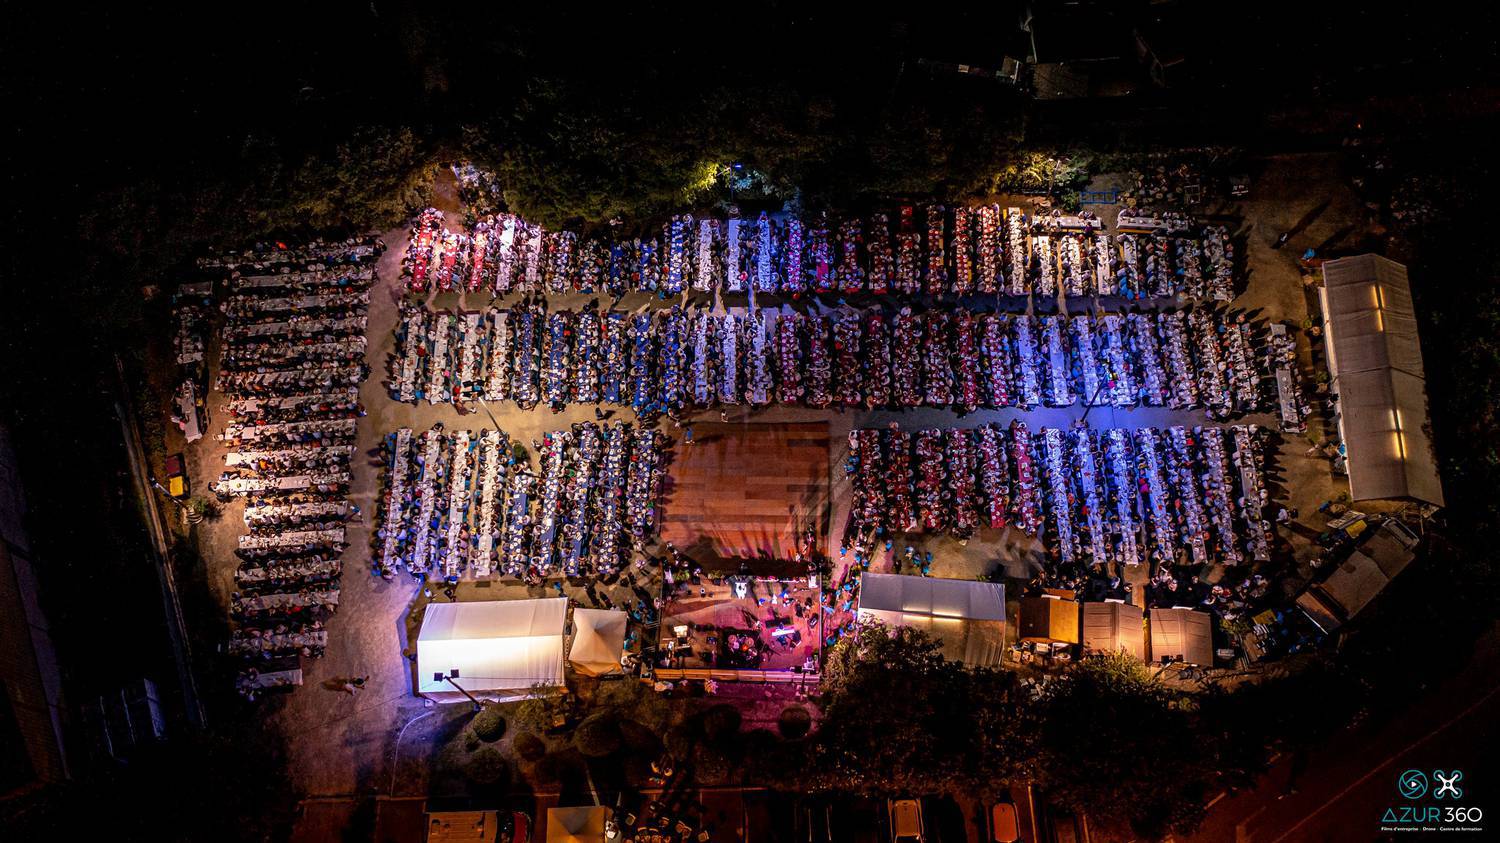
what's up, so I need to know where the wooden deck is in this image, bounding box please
[661,422,830,567]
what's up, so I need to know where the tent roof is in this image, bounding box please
[417,598,566,698]
[420,598,567,641]
[1316,551,1391,621]
[1362,520,1420,578]
[1303,521,1419,630]
[1294,589,1343,635]
[859,572,1006,621]
[857,573,1007,665]
[545,807,608,843]
[569,608,627,677]
[1321,255,1444,505]
[1018,596,1081,644]
[1081,601,1146,661]
[1148,607,1213,666]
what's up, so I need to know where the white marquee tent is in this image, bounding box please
[568,608,628,677]
[416,597,567,702]
[1319,255,1443,506]
[857,573,1006,666]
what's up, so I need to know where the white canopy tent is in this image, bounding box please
[417,598,567,702]
[568,608,627,677]
[857,573,1006,666]
[1319,255,1444,506]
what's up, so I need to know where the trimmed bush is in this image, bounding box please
[514,732,547,762]
[472,706,507,743]
[700,704,742,746]
[618,719,664,755]
[663,723,696,759]
[621,754,655,788]
[778,705,812,739]
[693,745,733,786]
[532,753,565,784]
[573,713,622,757]
[465,748,510,786]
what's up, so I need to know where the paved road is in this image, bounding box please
[113,353,205,727]
[1184,628,1500,843]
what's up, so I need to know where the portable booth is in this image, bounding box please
[1018,594,1081,645]
[1148,607,1214,666]
[545,806,610,843]
[1081,601,1146,661]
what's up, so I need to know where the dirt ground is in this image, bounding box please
[178,152,1365,805]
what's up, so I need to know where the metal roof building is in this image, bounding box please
[1319,255,1444,506]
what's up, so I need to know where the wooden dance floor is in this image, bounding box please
[661,422,830,569]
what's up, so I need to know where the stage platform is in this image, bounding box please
[659,575,822,673]
[660,422,830,570]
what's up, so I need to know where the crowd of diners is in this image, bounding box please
[201,238,380,699]
[405,205,1236,301]
[391,301,1297,423]
[846,421,1272,570]
[175,174,1326,703]
[841,419,1284,665]
[374,421,664,583]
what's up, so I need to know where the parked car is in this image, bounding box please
[887,799,924,843]
[989,800,1020,843]
[164,452,188,498]
[1044,807,1084,843]
[499,810,531,843]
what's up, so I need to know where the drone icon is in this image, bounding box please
[1433,770,1464,800]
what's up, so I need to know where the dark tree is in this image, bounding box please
[809,623,1029,799]
[1031,654,1222,840]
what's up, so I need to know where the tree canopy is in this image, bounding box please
[808,628,1265,840]
[1031,654,1226,840]
[809,623,1029,799]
